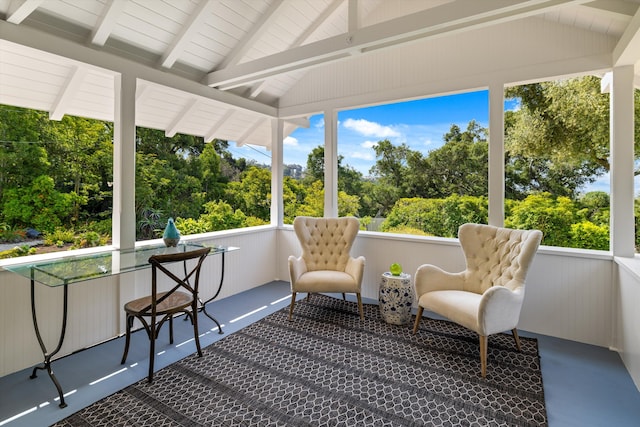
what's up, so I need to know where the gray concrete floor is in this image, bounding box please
[1,281,639,427]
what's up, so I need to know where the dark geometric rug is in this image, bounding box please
[52,294,547,426]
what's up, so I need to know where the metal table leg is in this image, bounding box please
[200,251,225,334]
[29,270,68,408]
[184,251,226,334]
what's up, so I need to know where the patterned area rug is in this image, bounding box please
[53,295,547,426]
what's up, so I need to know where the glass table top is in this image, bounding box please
[4,242,238,287]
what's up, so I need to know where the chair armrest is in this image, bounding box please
[478,285,525,335]
[414,264,465,296]
[288,255,307,287]
[345,256,365,287]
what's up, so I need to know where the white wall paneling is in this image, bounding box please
[0,227,633,388]
[614,258,640,391]
[0,227,277,377]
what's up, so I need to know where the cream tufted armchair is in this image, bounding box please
[288,216,366,320]
[413,223,542,377]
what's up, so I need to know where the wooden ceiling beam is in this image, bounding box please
[207,0,587,89]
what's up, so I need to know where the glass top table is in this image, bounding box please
[5,242,237,287]
[4,241,238,408]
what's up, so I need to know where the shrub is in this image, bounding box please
[72,231,105,249]
[0,245,36,259]
[44,228,75,246]
[0,226,26,243]
[569,221,609,250]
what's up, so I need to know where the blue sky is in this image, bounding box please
[282,90,491,178]
[231,90,610,193]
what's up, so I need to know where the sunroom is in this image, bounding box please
[1,1,640,426]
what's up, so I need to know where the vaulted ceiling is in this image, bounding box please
[2,0,640,149]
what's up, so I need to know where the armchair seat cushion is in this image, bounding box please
[295,270,359,293]
[421,290,482,333]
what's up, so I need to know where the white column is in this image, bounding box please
[271,118,284,226]
[609,66,635,257]
[112,73,137,249]
[488,82,505,227]
[324,109,338,217]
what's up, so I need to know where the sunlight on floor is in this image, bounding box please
[230,306,267,323]
[89,368,127,386]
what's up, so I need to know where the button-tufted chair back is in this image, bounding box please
[459,223,543,294]
[294,216,360,273]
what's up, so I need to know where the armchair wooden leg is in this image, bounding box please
[342,293,346,301]
[512,328,522,351]
[356,293,364,320]
[288,293,297,321]
[412,306,424,334]
[479,335,488,378]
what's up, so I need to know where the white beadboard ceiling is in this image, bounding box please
[1,0,640,149]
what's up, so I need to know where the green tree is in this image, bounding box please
[369,139,410,194]
[504,76,640,198]
[283,176,307,224]
[44,116,112,223]
[0,106,50,201]
[419,121,488,198]
[2,175,82,232]
[303,145,364,195]
[199,143,224,199]
[224,166,271,221]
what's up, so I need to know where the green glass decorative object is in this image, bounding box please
[163,218,181,247]
[390,263,402,276]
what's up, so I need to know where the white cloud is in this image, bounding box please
[351,151,375,161]
[361,140,377,149]
[284,136,298,146]
[343,118,400,138]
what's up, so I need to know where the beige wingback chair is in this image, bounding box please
[413,223,542,377]
[288,216,365,320]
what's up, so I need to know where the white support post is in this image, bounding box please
[271,118,284,227]
[112,73,136,249]
[324,110,339,217]
[609,66,635,257]
[488,82,505,227]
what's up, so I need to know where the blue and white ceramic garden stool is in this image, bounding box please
[379,272,413,325]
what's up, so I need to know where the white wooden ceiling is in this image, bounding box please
[1,0,640,149]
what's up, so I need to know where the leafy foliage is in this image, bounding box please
[3,176,82,232]
[0,76,633,254]
[383,192,609,250]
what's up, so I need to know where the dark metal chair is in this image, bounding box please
[120,246,211,382]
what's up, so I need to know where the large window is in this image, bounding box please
[504,76,612,251]
[0,104,275,259]
[282,114,325,223]
[336,92,490,237]
[0,105,113,258]
[134,129,273,241]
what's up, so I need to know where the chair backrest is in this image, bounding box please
[293,216,360,272]
[458,223,542,294]
[148,246,211,309]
